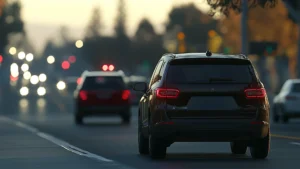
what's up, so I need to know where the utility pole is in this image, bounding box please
[283,1,300,77]
[241,0,248,55]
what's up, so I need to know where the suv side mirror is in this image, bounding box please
[133,82,147,93]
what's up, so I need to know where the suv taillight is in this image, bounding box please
[79,90,88,100]
[156,88,179,99]
[122,90,131,100]
[244,88,266,99]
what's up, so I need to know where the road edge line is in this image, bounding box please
[290,142,300,146]
[3,117,113,162]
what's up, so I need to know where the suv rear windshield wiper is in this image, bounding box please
[209,78,234,83]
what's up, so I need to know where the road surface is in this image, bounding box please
[1,92,300,169]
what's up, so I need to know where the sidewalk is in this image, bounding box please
[0,116,133,169]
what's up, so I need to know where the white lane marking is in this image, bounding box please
[290,142,300,146]
[3,117,113,162]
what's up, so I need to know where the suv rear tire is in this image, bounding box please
[121,111,131,124]
[138,128,149,155]
[230,141,247,154]
[250,132,270,159]
[149,134,167,159]
[75,115,83,125]
[282,115,289,123]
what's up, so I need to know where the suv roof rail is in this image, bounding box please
[238,54,247,59]
[163,53,176,58]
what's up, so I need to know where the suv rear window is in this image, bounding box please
[291,83,300,92]
[82,76,125,90]
[167,62,253,84]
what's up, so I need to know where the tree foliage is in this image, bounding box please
[218,0,296,55]
[166,3,217,51]
[131,18,165,67]
[134,18,156,42]
[85,7,102,39]
[114,0,127,37]
[0,0,5,16]
[207,0,278,16]
[0,1,24,54]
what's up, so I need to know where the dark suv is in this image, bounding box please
[134,52,270,159]
[74,71,131,125]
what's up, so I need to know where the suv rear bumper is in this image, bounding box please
[77,105,130,116]
[151,119,269,142]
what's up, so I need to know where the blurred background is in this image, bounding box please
[0,0,297,124]
[2,1,300,168]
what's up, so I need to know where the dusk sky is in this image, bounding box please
[20,0,209,52]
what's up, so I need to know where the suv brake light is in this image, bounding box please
[79,90,88,100]
[122,90,131,100]
[156,88,179,99]
[244,88,266,99]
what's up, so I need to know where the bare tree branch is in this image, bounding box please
[207,0,278,16]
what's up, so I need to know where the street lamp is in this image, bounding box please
[75,40,84,48]
[47,55,55,64]
[9,47,17,55]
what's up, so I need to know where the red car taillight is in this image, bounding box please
[122,90,131,100]
[244,88,266,99]
[156,88,179,99]
[79,90,88,100]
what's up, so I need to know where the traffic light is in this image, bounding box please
[208,30,222,53]
[68,56,76,63]
[177,32,186,53]
[249,41,277,56]
[177,32,185,40]
[0,55,3,63]
[62,61,70,70]
[283,0,299,23]
[208,30,216,38]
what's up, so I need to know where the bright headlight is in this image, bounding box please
[39,73,47,82]
[30,75,39,85]
[56,81,66,90]
[37,87,46,96]
[20,87,29,96]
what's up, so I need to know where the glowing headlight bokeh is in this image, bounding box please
[20,87,29,96]
[10,63,18,72]
[11,71,19,78]
[26,53,34,62]
[39,73,47,82]
[23,71,31,80]
[21,63,29,72]
[18,51,26,60]
[47,55,55,64]
[30,75,39,85]
[56,81,66,90]
[37,87,46,96]
[9,47,17,55]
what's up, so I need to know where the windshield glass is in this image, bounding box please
[167,64,253,84]
[82,76,125,90]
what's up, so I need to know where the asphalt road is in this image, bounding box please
[2,92,300,169]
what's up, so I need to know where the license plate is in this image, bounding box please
[97,93,111,99]
[187,96,238,110]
